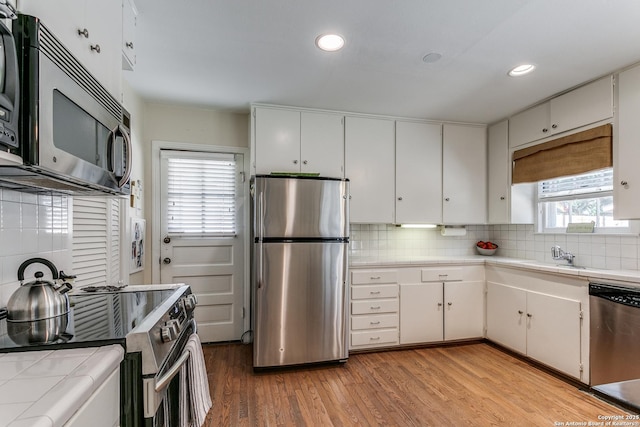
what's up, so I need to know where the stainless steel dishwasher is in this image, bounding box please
[590,282,640,411]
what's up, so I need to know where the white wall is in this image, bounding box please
[139,103,249,282]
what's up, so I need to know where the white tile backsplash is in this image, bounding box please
[0,190,72,306]
[350,223,640,270]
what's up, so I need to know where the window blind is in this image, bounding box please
[512,124,612,184]
[166,154,237,235]
[538,168,613,200]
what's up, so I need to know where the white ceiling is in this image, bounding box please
[126,0,640,124]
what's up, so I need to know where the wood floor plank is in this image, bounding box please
[202,343,628,426]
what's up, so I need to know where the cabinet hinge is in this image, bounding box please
[579,310,583,320]
[239,171,246,183]
[579,363,584,373]
[242,307,246,319]
[252,108,256,118]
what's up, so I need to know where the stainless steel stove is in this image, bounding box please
[0,284,198,427]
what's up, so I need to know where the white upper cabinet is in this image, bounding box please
[442,124,487,224]
[254,108,300,174]
[254,107,344,177]
[395,121,442,224]
[615,64,640,219]
[300,112,344,177]
[18,0,123,99]
[345,116,395,224]
[487,120,509,224]
[122,0,137,70]
[509,76,613,149]
[508,103,549,149]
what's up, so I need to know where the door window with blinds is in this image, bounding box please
[538,168,629,233]
[163,151,239,236]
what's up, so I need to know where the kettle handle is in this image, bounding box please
[17,258,59,282]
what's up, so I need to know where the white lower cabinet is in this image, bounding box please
[399,266,484,345]
[64,367,120,427]
[486,278,584,380]
[350,269,399,350]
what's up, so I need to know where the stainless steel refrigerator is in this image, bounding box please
[252,175,349,368]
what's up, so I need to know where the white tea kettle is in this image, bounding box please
[7,257,73,322]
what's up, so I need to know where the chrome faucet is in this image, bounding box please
[551,245,575,266]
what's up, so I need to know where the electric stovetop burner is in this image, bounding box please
[0,287,182,351]
[80,284,128,292]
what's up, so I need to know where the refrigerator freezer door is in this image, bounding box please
[254,241,348,367]
[254,176,348,239]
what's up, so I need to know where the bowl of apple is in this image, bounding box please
[476,241,498,255]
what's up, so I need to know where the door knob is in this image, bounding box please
[163,257,171,264]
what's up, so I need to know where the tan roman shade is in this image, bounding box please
[512,124,613,184]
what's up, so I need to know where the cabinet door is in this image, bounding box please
[400,282,443,344]
[254,108,301,174]
[85,0,122,98]
[442,124,487,224]
[550,76,613,136]
[526,291,581,379]
[395,121,442,224]
[300,112,344,177]
[508,103,550,148]
[615,65,640,219]
[487,120,509,224]
[345,117,395,223]
[444,281,484,340]
[486,282,526,354]
[122,0,137,70]
[17,1,84,61]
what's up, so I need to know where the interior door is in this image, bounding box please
[159,150,246,343]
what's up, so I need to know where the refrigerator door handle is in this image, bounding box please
[258,240,264,289]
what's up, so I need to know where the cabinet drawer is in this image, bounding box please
[421,266,483,282]
[351,284,398,300]
[351,270,398,285]
[351,329,398,347]
[351,314,399,330]
[352,299,399,315]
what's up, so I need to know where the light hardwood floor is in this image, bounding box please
[202,342,626,426]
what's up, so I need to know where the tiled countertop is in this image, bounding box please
[350,255,640,285]
[0,345,124,427]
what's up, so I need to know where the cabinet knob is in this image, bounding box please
[526,313,533,318]
[126,41,134,49]
[542,128,548,133]
[518,310,523,315]
[447,302,453,306]
[621,181,629,187]
[444,197,450,202]
[77,28,89,38]
[293,160,298,164]
[303,160,308,165]
[500,196,505,200]
[437,302,443,307]
[90,44,101,54]
[397,197,403,201]
[551,123,558,129]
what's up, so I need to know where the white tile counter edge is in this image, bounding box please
[0,344,124,427]
[350,255,640,285]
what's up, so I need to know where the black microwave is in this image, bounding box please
[0,14,131,195]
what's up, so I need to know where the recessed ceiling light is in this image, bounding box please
[315,34,345,52]
[508,64,536,77]
[422,52,442,63]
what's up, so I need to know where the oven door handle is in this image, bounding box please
[155,350,190,393]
